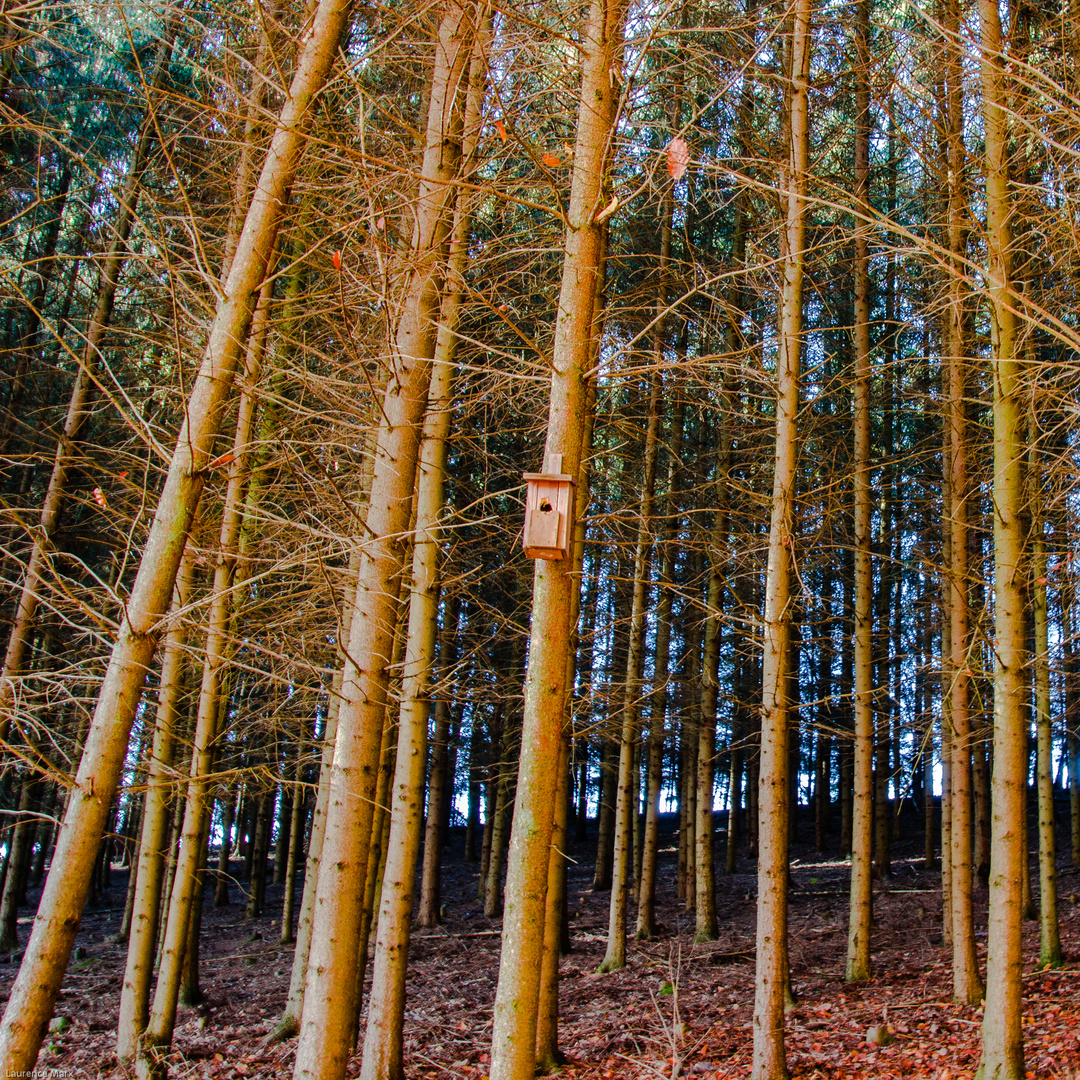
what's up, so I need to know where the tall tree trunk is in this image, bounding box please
[537,384,598,1067]
[273,777,294,887]
[942,0,983,1005]
[840,558,854,859]
[356,694,401,1001]
[0,0,352,1065]
[635,153,684,936]
[976,0,1027,1070]
[487,0,625,1069]
[534,734,573,1068]
[600,373,660,972]
[411,35,487,925]
[1029,430,1061,967]
[695,414,730,946]
[678,723,694,901]
[846,0,874,983]
[752,0,810,1073]
[359,26,482,1065]
[465,710,483,862]
[292,6,473,1075]
[696,407,731,943]
[276,345,370,1043]
[179,847,208,1007]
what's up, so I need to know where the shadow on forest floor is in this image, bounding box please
[3,813,1080,1079]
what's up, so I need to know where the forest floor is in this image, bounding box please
[4,818,1080,1080]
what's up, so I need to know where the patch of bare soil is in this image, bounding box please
[5,816,1080,1079]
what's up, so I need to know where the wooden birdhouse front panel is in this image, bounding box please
[522,452,574,560]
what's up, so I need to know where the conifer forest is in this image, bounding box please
[6,0,1080,1077]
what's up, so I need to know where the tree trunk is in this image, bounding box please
[976,0,1027,1070]
[280,742,306,945]
[116,547,197,1064]
[214,787,238,908]
[275,431,369,1038]
[487,0,625,1069]
[639,389,685,922]
[846,0,873,984]
[356,632,406,995]
[483,744,512,919]
[634,152,682,933]
[465,715,483,862]
[411,38,487,925]
[752,0,810,1072]
[292,6,471,1069]
[359,27,481,1066]
[536,400,598,1062]
[0,777,40,953]
[244,787,274,919]
[696,408,731,942]
[600,372,661,972]
[592,735,616,891]
[138,267,277,1075]
[0,0,353,1061]
[1065,589,1080,866]
[178,848,208,1007]
[535,734,573,1071]
[1030,436,1061,967]
[940,0,982,1001]
[417,696,452,927]
[273,781,294,887]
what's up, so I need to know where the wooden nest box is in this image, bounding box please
[522,452,574,560]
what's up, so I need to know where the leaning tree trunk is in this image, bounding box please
[976,0,1027,1073]
[291,8,473,1077]
[137,267,276,1078]
[0,0,354,1067]
[486,0,626,1070]
[752,1,810,1076]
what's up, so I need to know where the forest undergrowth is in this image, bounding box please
[7,818,1080,1080]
